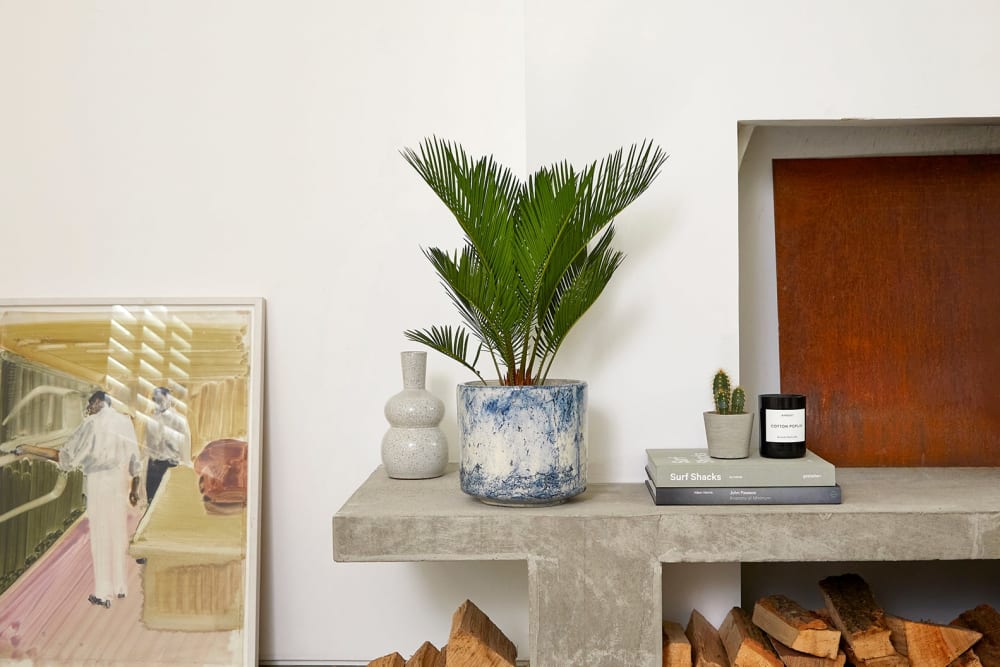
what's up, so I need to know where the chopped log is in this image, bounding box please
[949,651,984,667]
[951,605,1000,667]
[406,641,442,667]
[885,614,982,667]
[686,609,730,667]
[754,594,842,659]
[823,606,905,667]
[819,573,895,660]
[842,640,910,667]
[446,599,517,667]
[664,620,693,667]
[368,653,406,667]
[720,606,784,667]
[432,645,448,667]
[770,636,847,667]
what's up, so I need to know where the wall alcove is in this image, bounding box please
[729,120,1000,629]
[738,120,1000,459]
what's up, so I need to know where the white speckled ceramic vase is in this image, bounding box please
[457,380,587,507]
[381,351,448,479]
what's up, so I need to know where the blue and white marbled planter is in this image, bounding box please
[457,380,587,506]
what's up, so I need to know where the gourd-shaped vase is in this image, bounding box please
[381,351,448,479]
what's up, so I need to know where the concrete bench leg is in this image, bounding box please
[527,528,662,666]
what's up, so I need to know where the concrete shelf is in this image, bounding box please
[333,465,1000,667]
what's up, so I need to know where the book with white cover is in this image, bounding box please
[645,448,836,487]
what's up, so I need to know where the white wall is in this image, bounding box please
[2,1,999,663]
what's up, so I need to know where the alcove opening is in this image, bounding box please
[658,121,1000,635]
[737,120,1000,466]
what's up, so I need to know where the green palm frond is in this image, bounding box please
[421,245,521,374]
[512,165,582,375]
[536,225,620,350]
[401,139,521,281]
[403,325,486,384]
[537,244,625,382]
[403,137,667,385]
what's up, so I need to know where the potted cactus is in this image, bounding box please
[703,369,754,459]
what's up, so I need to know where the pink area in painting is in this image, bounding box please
[0,507,238,665]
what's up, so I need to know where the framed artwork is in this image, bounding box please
[0,298,264,666]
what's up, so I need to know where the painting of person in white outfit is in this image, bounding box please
[144,386,191,503]
[16,390,142,609]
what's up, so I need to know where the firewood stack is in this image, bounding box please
[664,573,998,667]
[367,599,517,667]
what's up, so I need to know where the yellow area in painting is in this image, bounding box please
[0,307,253,457]
[130,466,247,631]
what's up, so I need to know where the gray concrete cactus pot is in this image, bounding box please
[457,380,587,507]
[703,411,754,459]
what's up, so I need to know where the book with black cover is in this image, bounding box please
[644,479,842,505]
[645,447,836,487]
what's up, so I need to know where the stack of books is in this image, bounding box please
[644,448,841,505]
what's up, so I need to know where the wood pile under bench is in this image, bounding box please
[662,573,997,667]
[366,573,998,667]
[367,599,515,667]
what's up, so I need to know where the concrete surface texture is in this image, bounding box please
[333,465,1000,667]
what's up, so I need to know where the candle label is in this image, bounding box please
[765,408,805,442]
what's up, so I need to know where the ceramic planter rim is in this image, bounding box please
[458,379,586,388]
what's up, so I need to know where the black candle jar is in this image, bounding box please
[759,394,806,458]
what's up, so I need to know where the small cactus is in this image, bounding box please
[731,387,746,414]
[712,369,746,415]
[712,369,730,402]
[714,388,730,414]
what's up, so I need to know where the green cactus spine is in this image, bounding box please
[731,387,746,414]
[711,369,746,415]
[712,370,730,403]
[714,388,730,414]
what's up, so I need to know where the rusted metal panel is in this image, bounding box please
[773,155,1000,466]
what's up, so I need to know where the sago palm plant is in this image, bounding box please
[402,137,667,386]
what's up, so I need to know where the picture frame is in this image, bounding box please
[0,298,264,666]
